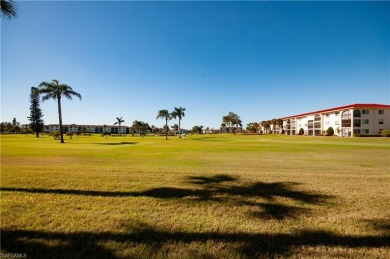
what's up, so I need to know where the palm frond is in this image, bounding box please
[38,81,51,88]
[156,109,170,120]
[1,0,17,20]
[41,92,56,101]
[38,80,81,102]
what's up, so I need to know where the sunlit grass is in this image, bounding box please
[1,134,389,257]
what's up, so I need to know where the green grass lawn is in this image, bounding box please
[1,134,389,258]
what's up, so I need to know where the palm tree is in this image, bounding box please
[156,109,170,140]
[114,117,125,135]
[276,118,284,134]
[271,118,277,134]
[38,79,82,143]
[171,107,186,138]
[1,0,17,20]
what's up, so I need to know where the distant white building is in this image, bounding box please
[45,124,130,134]
[220,126,243,134]
[281,103,390,137]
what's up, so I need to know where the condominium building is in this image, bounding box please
[44,124,130,134]
[281,104,390,137]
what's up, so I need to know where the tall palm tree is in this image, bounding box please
[38,79,82,143]
[171,107,186,138]
[1,0,17,20]
[114,117,125,135]
[156,109,170,140]
[271,118,277,134]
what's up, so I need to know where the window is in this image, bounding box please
[362,129,369,134]
[362,110,369,115]
[362,119,369,124]
[308,120,313,129]
[326,114,330,118]
[353,110,361,117]
[353,129,361,134]
[379,110,384,115]
[353,119,361,127]
[335,112,340,116]
[341,111,351,127]
[379,119,384,125]
[335,120,340,125]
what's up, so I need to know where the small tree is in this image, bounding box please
[28,87,44,137]
[326,127,334,136]
[222,112,241,134]
[246,122,259,134]
[298,128,304,135]
[102,131,111,139]
[11,118,20,133]
[50,131,61,140]
[192,125,203,134]
[380,129,390,137]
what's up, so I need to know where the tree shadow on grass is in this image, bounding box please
[364,219,390,234]
[187,174,237,185]
[241,201,310,220]
[94,142,138,145]
[1,174,332,220]
[3,176,384,257]
[1,223,389,258]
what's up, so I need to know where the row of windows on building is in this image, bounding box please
[46,127,130,134]
[298,119,384,128]
[322,109,385,118]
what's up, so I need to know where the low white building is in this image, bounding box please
[281,104,390,137]
[220,126,243,134]
[45,124,130,134]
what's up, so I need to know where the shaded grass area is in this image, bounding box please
[1,134,389,257]
[2,226,389,258]
[0,175,331,221]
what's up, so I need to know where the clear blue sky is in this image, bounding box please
[2,1,389,130]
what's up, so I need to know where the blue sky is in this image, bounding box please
[1,1,389,130]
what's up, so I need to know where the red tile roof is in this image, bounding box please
[282,103,390,119]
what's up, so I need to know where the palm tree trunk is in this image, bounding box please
[57,97,64,143]
[165,118,168,140]
[178,119,181,138]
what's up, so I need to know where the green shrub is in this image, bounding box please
[353,134,382,137]
[298,128,304,135]
[66,132,74,139]
[326,127,334,136]
[49,131,60,140]
[380,129,390,137]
